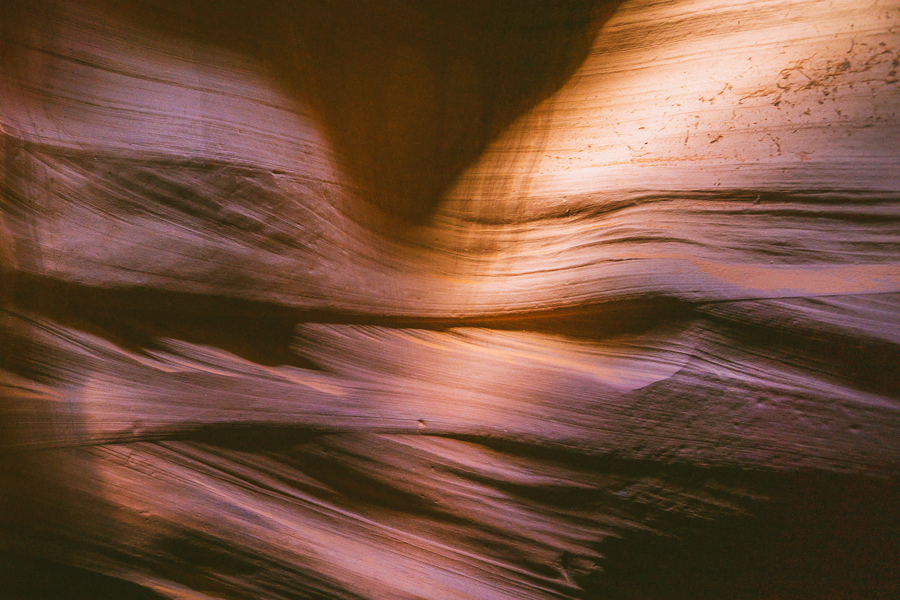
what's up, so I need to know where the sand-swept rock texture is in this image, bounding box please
[2,0,899,598]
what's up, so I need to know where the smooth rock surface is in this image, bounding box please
[2,0,899,598]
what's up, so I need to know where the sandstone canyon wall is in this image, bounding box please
[1,1,899,598]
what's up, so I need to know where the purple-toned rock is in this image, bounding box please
[2,1,898,598]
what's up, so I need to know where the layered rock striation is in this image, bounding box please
[2,1,899,598]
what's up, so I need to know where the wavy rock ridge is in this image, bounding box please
[2,0,899,598]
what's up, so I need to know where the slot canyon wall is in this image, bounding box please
[1,0,899,598]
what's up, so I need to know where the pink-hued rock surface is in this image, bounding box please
[2,1,899,598]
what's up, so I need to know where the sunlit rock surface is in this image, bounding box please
[2,0,899,598]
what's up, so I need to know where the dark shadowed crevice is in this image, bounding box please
[8,274,317,370]
[82,0,625,225]
[587,473,900,599]
[700,305,900,399]
[436,438,900,599]
[9,274,696,363]
[0,552,168,600]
